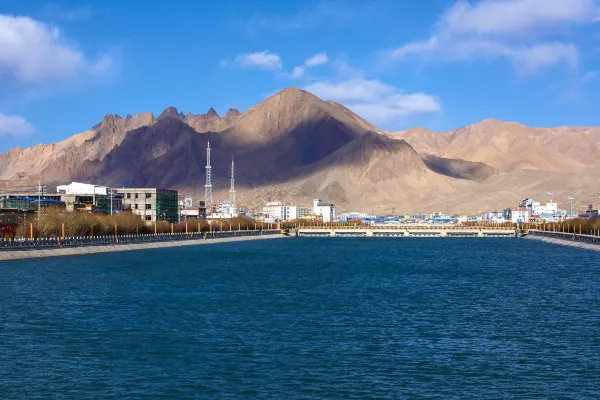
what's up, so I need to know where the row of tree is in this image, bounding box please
[526,218,600,235]
[11,209,277,239]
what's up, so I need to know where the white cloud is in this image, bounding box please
[304,53,329,67]
[304,79,441,124]
[0,14,114,85]
[582,70,598,82]
[388,0,599,73]
[439,0,597,36]
[235,51,282,70]
[291,66,305,79]
[288,52,329,80]
[306,79,394,102]
[0,113,34,137]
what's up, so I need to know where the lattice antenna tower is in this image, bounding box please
[205,141,212,214]
[229,157,235,211]
[568,196,575,217]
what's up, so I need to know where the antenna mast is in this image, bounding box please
[205,141,212,216]
[568,196,575,218]
[229,157,235,212]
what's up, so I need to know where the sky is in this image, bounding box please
[1,0,599,152]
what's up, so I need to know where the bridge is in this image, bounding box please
[296,225,517,238]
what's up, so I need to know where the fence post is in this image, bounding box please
[198,222,200,233]
[29,223,33,240]
[185,223,188,234]
[171,223,174,234]
[154,223,157,235]
[62,223,65,239]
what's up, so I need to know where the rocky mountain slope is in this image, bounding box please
[1,87,598,214]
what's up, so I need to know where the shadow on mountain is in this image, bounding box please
[421,153,496,181]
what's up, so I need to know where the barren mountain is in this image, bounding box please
[1,86,598,214]
[390,119,599,173]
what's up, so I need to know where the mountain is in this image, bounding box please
[389,118,600,173]
[1,87,599,214]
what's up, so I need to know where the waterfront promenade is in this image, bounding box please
[526,229,600,252]
[297,225,517,237]
[0,231,287,262]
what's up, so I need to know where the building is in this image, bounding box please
[57,182,107,196]
[261,200,312,222]
[213,202,237,219]
[1,197,65,211]
[179,199,206,220]
[339,212,376,222]
[56,181,122,213]
[503,207,530,223]
[313,199,336,223]
[482,211,506,222]
[116,188,179,223]
[582,204,598,219]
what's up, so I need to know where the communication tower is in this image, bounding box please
[568,196,575,217]
[205,141,212,215]
[229,157,235,212]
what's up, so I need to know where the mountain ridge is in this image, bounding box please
[1,86,599,213]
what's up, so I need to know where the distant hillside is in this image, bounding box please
[1,87,599,214]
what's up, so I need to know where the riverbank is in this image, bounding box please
[0,233,290,262]
[524,234,600,252]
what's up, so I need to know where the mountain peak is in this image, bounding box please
[225,108,241,118]
[158,106,183,120]
[207,107,219,117]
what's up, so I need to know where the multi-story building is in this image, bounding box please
[56,181,124,213]
[313,199,336,223]
[482,211,506,222]
[261,200,312,222]
[339,212,376,222]
[503,207,530,223]
[116,188,179,223]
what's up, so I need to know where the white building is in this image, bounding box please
[57,182,107,195]
[212,202,237,219]
[313,199,336,223]
[503,207,530,223]
[339,212,375,221]
[482,211,506,222]
[534,201,559,216]
[261,200,311,222]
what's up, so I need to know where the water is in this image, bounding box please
[1,238,599,399]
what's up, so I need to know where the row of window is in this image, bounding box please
[125,193,153,199]
[133,204,152,210]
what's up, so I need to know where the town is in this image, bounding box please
[1,142,598,231]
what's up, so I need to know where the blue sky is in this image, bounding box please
[1,0,599,152]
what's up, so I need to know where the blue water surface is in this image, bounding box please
[1,238,599,399]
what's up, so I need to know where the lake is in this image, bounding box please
[1,238,599,398]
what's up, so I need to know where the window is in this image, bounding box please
[126,193,131,199]
[145,204,151,210]
[134,204,138,209]
[135,193,138,199]
[146,193,152,199]
[145,216,152,221]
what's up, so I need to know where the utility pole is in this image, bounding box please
[568,196,575,218]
